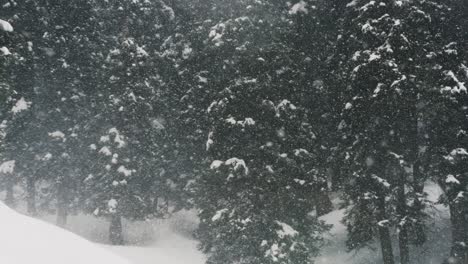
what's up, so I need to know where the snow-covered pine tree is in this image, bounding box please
[424,1,468,260]
[170,1,331,263]
[0,0,101,220]
[83,127,143,245]
[0,14,16,206]
[335,1,457,263]
[82,0,189,244]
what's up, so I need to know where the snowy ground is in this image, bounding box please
[316,183,451,264]
[1,182,451,264]
[104,182,450,264]
[105,225,206,264]
[0,202,131,264]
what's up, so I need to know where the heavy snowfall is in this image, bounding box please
[0,1,467,264]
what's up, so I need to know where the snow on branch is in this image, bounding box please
[289,1,309,15]
[0,19,13,32]
[0,160,15,174]
[210,158,249,175]
[11,97,31,114]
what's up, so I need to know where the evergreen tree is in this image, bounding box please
[335,1,457,263]
[168,1,331,263]
[82,0,189,244]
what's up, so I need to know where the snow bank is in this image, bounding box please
[107,211,205,264]
[1,183,449,264]
[0,202,132,264]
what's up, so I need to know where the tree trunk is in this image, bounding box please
[397,171,410,264]
[377,195,395,264]
[315,172,333,216]
[448,202,467,262]
[4,177,15,207]
[330,163,343,191]
[109,214,124,245]
[56,182,68,227]
[412,161,427,245]
[398,225,410,264]
[316,189,333,216]
[26,176,37,216]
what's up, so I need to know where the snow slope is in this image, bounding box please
[107,183,450,264]
[106,224,205,264]
[1,182,449,264]
[0,202,131,264]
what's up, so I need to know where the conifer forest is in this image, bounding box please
[0,1,467,264]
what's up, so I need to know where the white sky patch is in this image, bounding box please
[0,19,13,32]
[11,97,31,114]
[0,160,15,174]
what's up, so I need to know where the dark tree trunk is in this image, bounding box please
[316,189,333,217]
[4,177,15,207]
[56,182,68,227]
[398,225,410,264]
[315,171,333,216]
[109,214,124,245]
[377,195,395,264]
[411,161,427,245]
[330,163,343,191]
[26,176,37,216]
[410,96,427,245]
[448,202,467,263]
[397,173,410,264]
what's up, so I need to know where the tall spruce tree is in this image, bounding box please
[335,1,457,263]
[167,1,331,263]
[82,0,188,244]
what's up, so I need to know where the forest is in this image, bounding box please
[0,0,467,264]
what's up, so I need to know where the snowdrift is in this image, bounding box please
[0,202,132,264]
